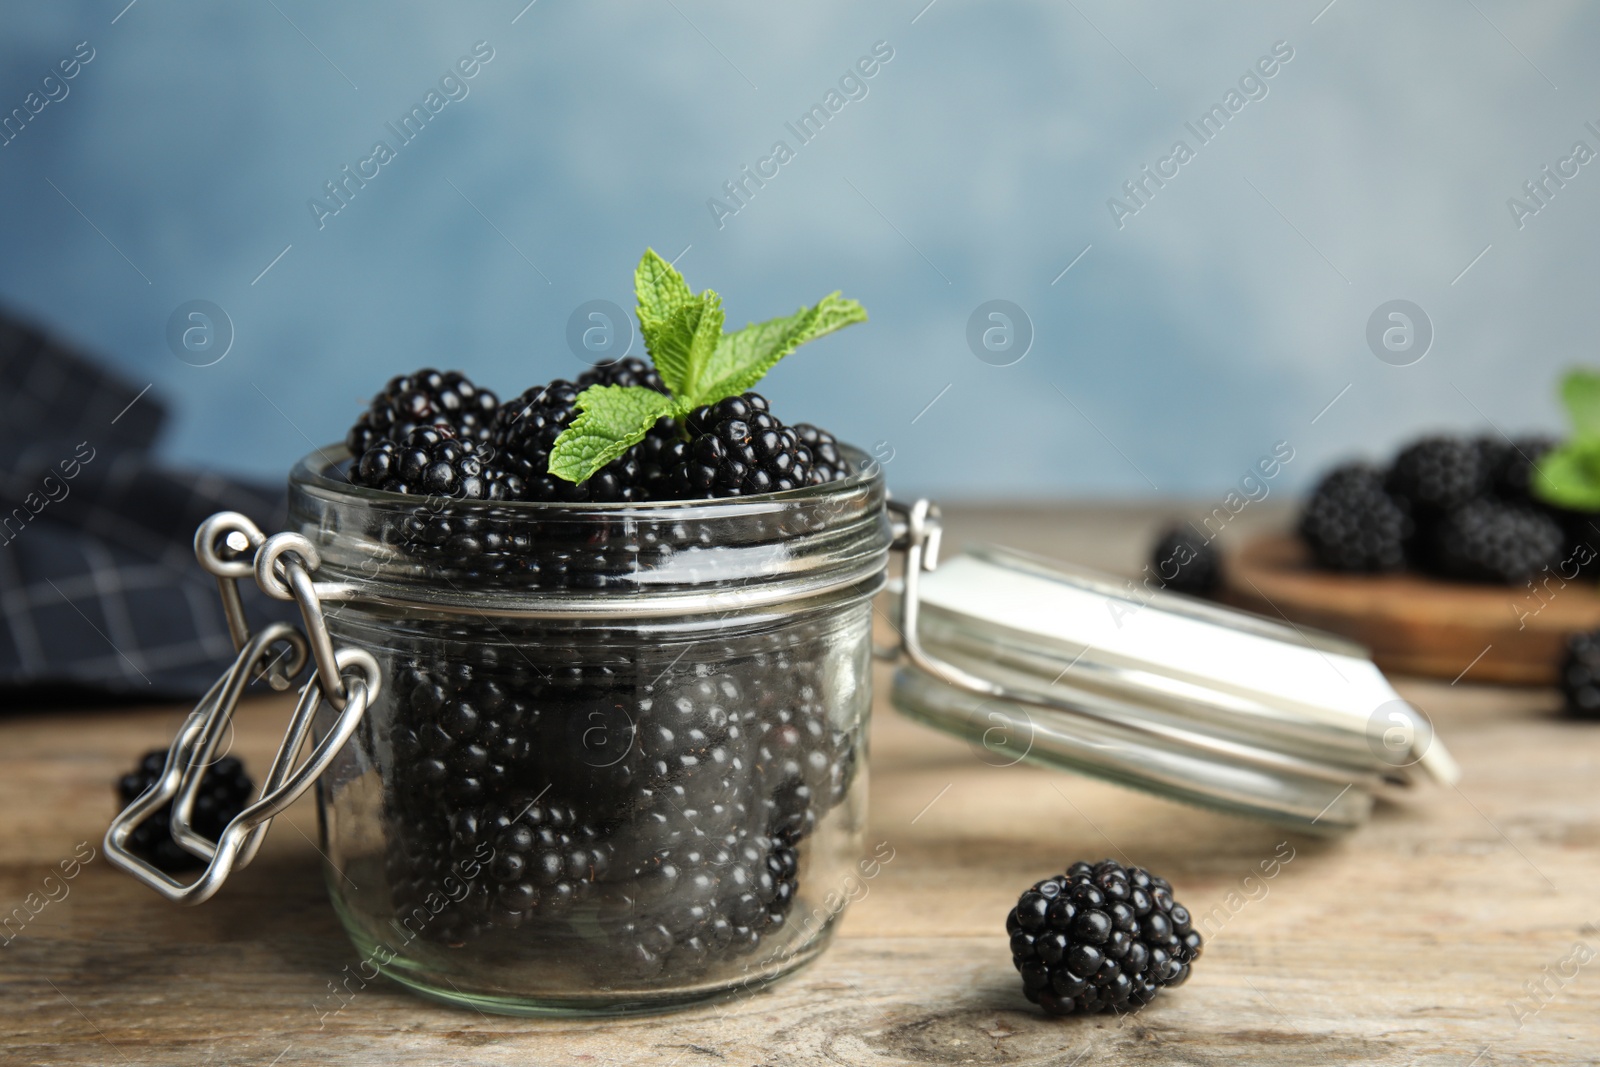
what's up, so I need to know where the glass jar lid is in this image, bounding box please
[883,503,1460,834]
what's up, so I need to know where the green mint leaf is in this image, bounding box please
[695,293,867,404]
[634,249,695,375]
[1533,439,1600,511]
[547,385,678,485]
[651,292,724,402]
[1561,370,1600,439]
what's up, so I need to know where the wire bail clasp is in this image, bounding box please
[106,515,383,904]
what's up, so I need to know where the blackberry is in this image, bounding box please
[116,750,253,873]
[1560,630,1600,719]
[375,624,859,969]
[1386,436,1491,514]
[793,424,847,486]
[636,417,689,501]
[577,357,667,393]
[345,368,498,457]
[491,380,668,502]
[1009,859,1201,1016]
[1298,464,1412,572]
[1148,524,1221,596]
[388,656,544,811]
[1432,499,1565,583]
[450,795,613,925]
[670,393,813,498]
[1484,435,1560,504]
[353,426,521,500]
[602,670,759,862]
[606,831,798,980]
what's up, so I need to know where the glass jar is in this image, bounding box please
[286,445,890,1015]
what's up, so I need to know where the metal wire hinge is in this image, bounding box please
[104,513,382,904]
[879,499,1385,790]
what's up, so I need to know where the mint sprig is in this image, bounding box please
[548,249,866,485]
[1533,369,1600,511]
[547,385,678,484]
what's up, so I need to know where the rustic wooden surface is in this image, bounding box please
[4,505,1599,1066]
[1224,533,1600,686]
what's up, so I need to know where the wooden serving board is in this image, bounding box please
[1220,533,1600,686]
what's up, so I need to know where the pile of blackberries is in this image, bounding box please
[1299,434,1583,584]
[338,364,856,588]
[377,624,862,983]
[344,362,848,506]
[1009,859,1202,1015]
[114,749,254,873]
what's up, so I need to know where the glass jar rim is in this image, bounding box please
[291,444,884,518]
[287,443,893,620]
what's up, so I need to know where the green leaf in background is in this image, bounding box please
[634,249,694,371]
[650,292,724,402]
[1530,369,1600,512]
[1534,438,1600,511]
[698,293,867,404]
[1562,370,1600,440]
[547,385,679,486]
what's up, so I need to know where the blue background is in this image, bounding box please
[0,1,1592,498]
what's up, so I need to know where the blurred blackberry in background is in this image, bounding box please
[1431,499,1565,583]
[1559,629,1600,719]
[1148,524,1221,596]
[1299,464,1411,572]
[346,369,497,457]
[1009,859,1201,1016]
[1386,436,1491,515]
[1482,435,1559,504]
[116,750,253,873]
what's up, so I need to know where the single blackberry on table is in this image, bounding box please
[345,368,498,457]
[116,749,253,873]
[1148,524,1221,596]
[577,357,667,393]
[670,393,814,498]
[1009,859,1202,1016]
[1431,499,1565,583]
[353,426,522,500]
[1559,630,1600,719]
[1298,464,1412,572]
[1386,435,1491,514]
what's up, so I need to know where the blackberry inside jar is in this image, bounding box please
[294,443,889,1014]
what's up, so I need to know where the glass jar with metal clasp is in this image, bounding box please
[106,451,1457,1018]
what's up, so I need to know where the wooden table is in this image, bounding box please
[4,506,1597,1066]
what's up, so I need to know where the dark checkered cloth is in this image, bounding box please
[0,312,294,701]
